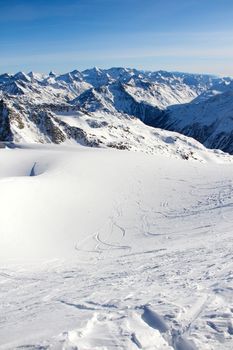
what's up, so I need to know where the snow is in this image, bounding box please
[55,109,231,162]
[2,67,232,153]
[124,81,197,108]
[163,89,233,153]
[1,66,233,349]
[0,144,233,349]
[169,90,233,131]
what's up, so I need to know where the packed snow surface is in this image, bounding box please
[0,144,233,349]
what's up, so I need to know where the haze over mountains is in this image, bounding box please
[0,67,233,155]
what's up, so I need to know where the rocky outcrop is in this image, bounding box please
[0,100,13,141]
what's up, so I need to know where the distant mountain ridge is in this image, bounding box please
[0,67,232,155]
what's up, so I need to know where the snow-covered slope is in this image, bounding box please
[0,67,232,154]
[192,78,233,103]
[1,96,229,161]
[0,144,233,349]
[149,89,233,153]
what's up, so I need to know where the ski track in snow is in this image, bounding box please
[0,146,233,349]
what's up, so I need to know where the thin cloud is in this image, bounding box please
[1,46,232,65]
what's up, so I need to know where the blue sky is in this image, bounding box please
[1,0,233,75]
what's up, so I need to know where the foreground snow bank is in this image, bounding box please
[0,145,233,349]
[0,144,231,262]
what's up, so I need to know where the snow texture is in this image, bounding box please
[0,144,233,349]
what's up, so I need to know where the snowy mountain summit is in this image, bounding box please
[0,67,233,157]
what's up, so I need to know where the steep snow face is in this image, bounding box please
[13,71,31,83]
[82,67,112,87]
[28,71,48,82]
[0,73,13,85]
[150,89,233,154]
[123,79,197,108]
[56,70,84,84]
[0,145,233,349]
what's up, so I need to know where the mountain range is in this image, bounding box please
[0,67,232,155]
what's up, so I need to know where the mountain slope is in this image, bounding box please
[0,67,232,154]
[146,89,233,154]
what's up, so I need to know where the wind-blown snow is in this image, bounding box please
[0,144,233,349]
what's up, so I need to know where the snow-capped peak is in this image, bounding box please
[13,71,31,83]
